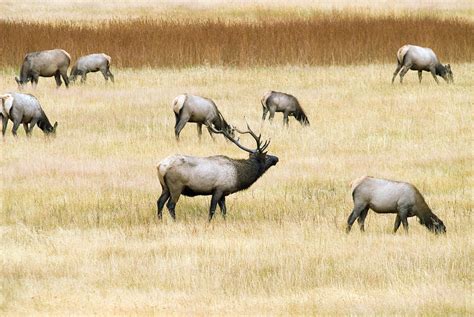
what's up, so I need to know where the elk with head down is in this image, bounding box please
[69,53,114,84]
[261,91,309,126]
[1,92,57,136]
[391,44,453,84]
[346,176,446,234]
[172,94,234,140]
[15,49,71,88]
[156,123,278,222]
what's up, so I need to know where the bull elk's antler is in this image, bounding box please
[208,121,270,154]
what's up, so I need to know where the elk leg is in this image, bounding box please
[196,123,203,140]
[393,215,402,233]
[392,63,402,84]
[357,207,369,232]
[23,123,29,136]
[54,72,63,88]
[28,118,38,135]
[399,64,411,84]
[61,69,69,88]
[262,107,268,120]
[397,206,410,233]
[11,119,21,136]
[107,69,114,83]
[218,196,226,219]
[81,72,87,84]
[283,111,290,127]
[418,71,423,83]
[2,115,8,136]
[174,116,189,140]
[268,109,275,123]
[100,68,109,81]
[430,68,440,85]
[209,192,223,222]
[31,75,39,88]
[346,203,368,233]
[157,188,170,220]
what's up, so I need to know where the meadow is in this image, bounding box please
[1,2,473,315]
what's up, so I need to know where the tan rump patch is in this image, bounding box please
[350,175,369,193]
[172,95,187,114]
[102,54,112,64]
[261,90,273,108]
[397,45,411,64]
[60,49,71,61]
[0,93,14,118]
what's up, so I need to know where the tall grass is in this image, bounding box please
[1,12,472,68]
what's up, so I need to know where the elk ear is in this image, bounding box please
[53,122,58,132]
[15,77,20,84]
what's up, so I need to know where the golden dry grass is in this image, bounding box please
[1,12,473,68]
[1,64,473,314]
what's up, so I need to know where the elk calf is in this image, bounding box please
[69,53,114,83]
[1,93,57,136]
[157,124,278,221]
[346,176,446,234]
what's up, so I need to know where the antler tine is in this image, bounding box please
[260,139,271,152]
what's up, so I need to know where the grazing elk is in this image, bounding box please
[172,94,234,140]
[15,49,71,88]
[392,44,453,84]
[1,93,57,136]
[69,53,114,83]
[261,91,309,126]
[346,176,446,234]
[156,123,278,221]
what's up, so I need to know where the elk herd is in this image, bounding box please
[1,44,453,234]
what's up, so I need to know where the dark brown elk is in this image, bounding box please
[346,176,446,234]
[156,123,278,222]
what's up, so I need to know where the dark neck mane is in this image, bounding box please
[233,157,266,191]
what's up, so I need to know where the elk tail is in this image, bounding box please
[103,54,112,66]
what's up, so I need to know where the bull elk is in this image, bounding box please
[156,123,278,221]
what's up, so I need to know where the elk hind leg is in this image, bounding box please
[346,202,368,233]
[357,207,369,232]
[157,187,170,220]
[392,63,402,84]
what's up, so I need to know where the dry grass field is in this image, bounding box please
[1,1,473,315]
[1,64,472,315]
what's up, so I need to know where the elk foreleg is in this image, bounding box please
[196,123,203,140]
[283,111,290,127]
[107,68,114,83]
[209,191,223,222]
[430,68,440,85]
[218,196,227,219]
[418,71,423,83]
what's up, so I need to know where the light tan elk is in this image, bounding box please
[15,49,71,88]
[156,124,278,221]
[346,176,446,234]
[69,53,114,83]
[1,92,57,136]
[261,91,309,126]
[172,94,234,140]
[392,44,453,84]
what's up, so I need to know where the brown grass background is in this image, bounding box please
[1,12,472,68]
